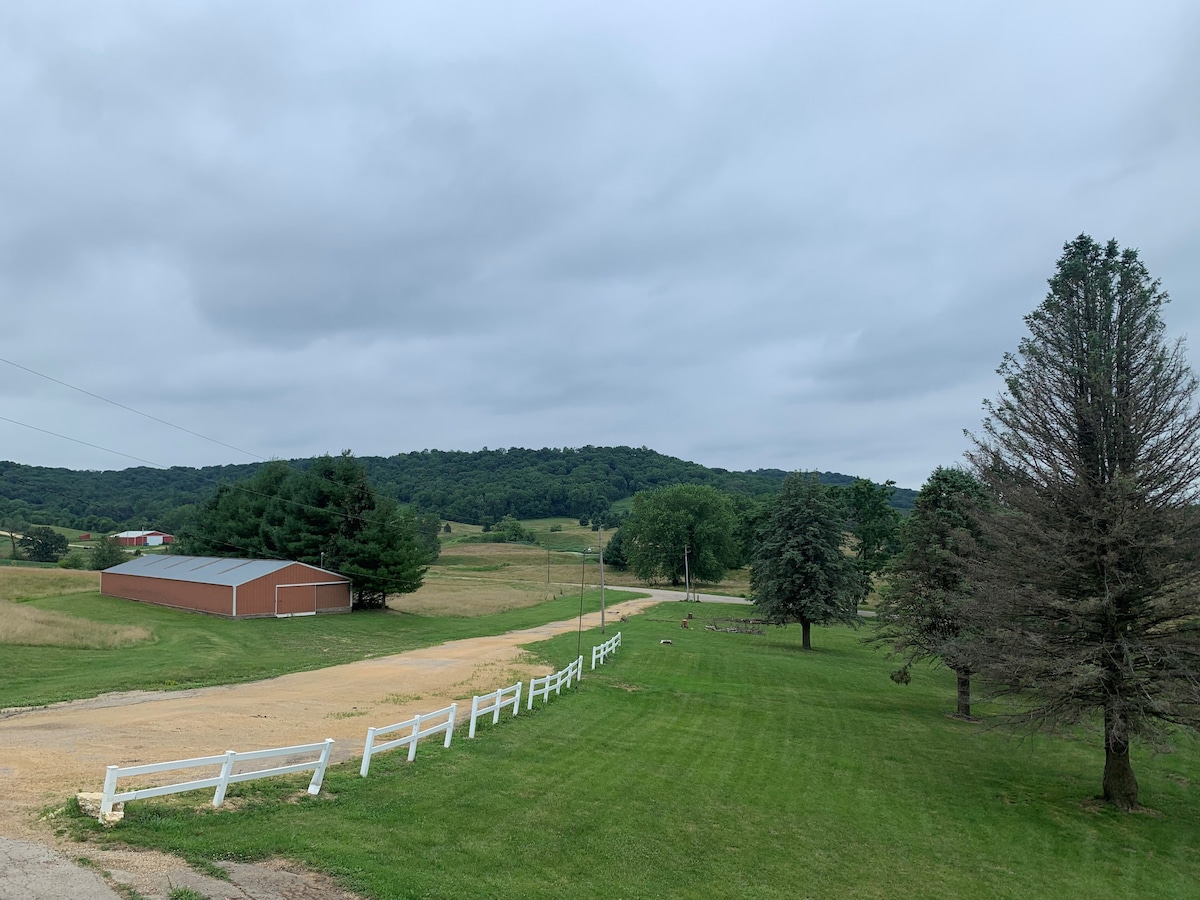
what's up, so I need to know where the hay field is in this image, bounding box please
[398,530,751,617]
[0,567,150,649]
[0,567,99,602]
[0,601,152,649]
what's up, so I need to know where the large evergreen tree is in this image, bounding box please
[967,235,1200,810]
[871,467,986,716]
[751,473,863,650]
[178,453,430,609]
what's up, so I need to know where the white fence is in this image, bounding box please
[528,656,583,710]
[468,680,522,739]
[360,703,457,776]
[97,650,610,818]
[591,631,622,670]
[98,738,334,821]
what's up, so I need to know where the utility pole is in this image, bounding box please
[683,545,691,602]
[599,524,606,634]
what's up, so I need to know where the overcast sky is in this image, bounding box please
[2,1,1197,489]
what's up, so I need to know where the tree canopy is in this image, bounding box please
[871,467,986,716]
[967,235,1200,809]
[623,484,741,586]
[0,449,916,533]
[178,453,431,609]
[89,535,128,570]
[751,473,863,650]
[17,525,69,562]
[839,477,902,596]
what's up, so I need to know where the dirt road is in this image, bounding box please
[0,595,660,899]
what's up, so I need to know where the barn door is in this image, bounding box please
[276,584,317,617]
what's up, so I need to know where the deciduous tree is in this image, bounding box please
[623,484,740,586]
[967,235,1200,810]
[751,473,863,650]
[840,478,901,593]
[18,526,70,562]
[89,535,128,570]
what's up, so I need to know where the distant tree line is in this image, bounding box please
[0,447,916,534]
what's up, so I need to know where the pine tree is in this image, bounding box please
[751,473,862,650]
[870,467,986,716]
[967,235,1200,809]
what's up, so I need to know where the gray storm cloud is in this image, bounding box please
[1,0,1197,487]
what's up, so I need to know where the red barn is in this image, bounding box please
[100,555,352,618]
[114,530,175,547]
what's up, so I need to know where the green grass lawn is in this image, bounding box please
[68,602,1200,899]
[0,588,641,709]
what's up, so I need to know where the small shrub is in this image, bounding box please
[58,550,88,570]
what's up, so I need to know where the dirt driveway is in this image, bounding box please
[0,596,660,899]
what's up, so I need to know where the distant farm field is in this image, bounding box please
[72,602,1200,899]
[435,520,752,597]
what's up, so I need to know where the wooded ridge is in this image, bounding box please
[0,445,916,532]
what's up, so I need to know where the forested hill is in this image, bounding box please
[0,446,917,532]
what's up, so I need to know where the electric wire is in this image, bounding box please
[0,413,409,540]
[0,355,405,521]
[0,355,267,462]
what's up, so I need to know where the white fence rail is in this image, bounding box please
[528,656,583,710]
[360,703,457,776]
[99,738,334,820]
[591,631,622,670]
[468,681,522,739]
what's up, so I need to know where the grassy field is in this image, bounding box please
[0,575,641,708]
[432,519,753,597]
[68,601,1200,899]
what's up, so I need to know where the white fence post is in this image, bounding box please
[468,694,484,740]
[100,766,119,819]
[360,727,378,777]
[441,705,457,750]
[212,749,237,807]
[308,738,334,794]
[405,714,422,762]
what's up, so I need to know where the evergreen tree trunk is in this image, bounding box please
[955,668,971,718]
[1102,706,1139,810]
[801,619,812,651]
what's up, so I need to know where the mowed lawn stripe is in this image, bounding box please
[73,603,1200,899]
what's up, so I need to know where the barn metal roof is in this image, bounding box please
[102,554,347,587]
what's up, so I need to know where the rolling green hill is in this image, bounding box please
[0,447,917,532]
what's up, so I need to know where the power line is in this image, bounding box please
[0,354,392,514]
[0,355,266,462]
[0,413,403,534]
[0,415,165,469]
